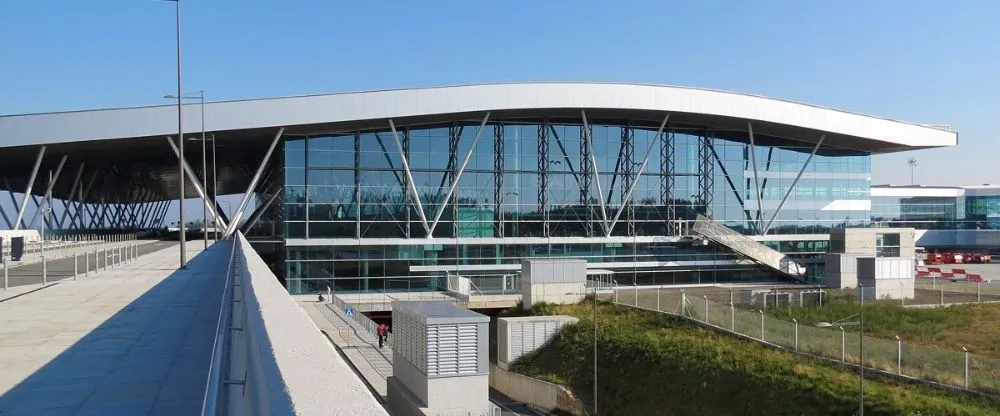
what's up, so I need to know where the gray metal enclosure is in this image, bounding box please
[389,301,491,415]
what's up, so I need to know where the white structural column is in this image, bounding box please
[581,110,609,235]
[29,155,67,229]
[763,135,826,235]
[747,122,765,234]
[388,119,431,236]
[165,137,228,232]
[13,146,46,230]
[224,127,285,237]
[606,114,670,236]
[427,112,491,237]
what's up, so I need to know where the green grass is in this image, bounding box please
[762,290,1000,357]
[509,300,1000,416]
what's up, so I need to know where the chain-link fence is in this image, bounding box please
[612,285,1000,394]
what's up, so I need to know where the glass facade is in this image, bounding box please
[871,188,1000,230]
[280,119,872,294]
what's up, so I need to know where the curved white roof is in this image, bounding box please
[0,82,957,151]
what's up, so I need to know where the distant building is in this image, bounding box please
[871,184,1000,250]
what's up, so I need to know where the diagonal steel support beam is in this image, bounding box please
[69,171,99,230]
[0,194,11,229]
[13,146,46,230]
[4,178,22,229]
[373,132,404,187]
[763,135,826,235]
[581,110,609,235]
[427,112,490,237]
[29,155,67,229]
[747,122,765,234]
[224,127,284,237]
[240,187,282,234]
[166,137,229,232]
[607,114,670,236]
[57,163,86,230]
[547,125,584,188]
[388,119,431,236]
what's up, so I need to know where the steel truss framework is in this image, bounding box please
[294,113,860,240]
[1,130,286,236]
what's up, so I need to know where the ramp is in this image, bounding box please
[692,215,808,282]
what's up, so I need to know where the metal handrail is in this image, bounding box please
[201,239,238,416]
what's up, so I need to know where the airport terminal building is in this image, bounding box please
[0,83,958,294]
[872,184,1000,250]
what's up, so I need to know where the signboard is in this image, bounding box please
[344,306,356,316]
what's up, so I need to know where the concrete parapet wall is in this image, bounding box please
[229,234,387,416]
[489,364,588,416]
[0,230,41,246]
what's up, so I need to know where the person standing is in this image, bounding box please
[326,285,332,303]
[377,323,388,348]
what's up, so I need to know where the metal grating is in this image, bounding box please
[427,323,479,376]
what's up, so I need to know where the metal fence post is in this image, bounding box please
[963,347,969,390]
[73,252,78,280]
[613,285,618,303]
[656,286,660,311]
[86,251,90,277]
[939,285,944,305]
[681,290,687,316]
[730,302,735,332]
[841,326,846,362]
[977,282,981,303]
[759,309,764,341]
[703,295,709,323]
[2,259,7,291]
[895,335,902,375]
[793,319,799,351]
[634,285,638,307]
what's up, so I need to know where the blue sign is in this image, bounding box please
[344,306,356,316]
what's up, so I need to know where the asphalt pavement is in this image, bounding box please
[1,240,177,289]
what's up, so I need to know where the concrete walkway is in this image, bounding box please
[300,300,393,399]
[0,241,229,416]
[2,241,176,290]
[3,239,156,268]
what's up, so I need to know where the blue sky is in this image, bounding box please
[2,0,999,223]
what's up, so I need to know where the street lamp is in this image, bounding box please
[163,0,185,268]
[164,90,209,250]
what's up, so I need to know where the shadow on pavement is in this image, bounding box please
[0,244,229,416]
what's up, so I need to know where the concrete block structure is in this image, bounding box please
[857,257,916,300]
[825,228,916,300]
[388,301,492,416]
[520,258,587,310]
[497,315,579,370]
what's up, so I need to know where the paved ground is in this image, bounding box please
[0,241,228,416]
[300,300,542,416]
[2,240,175,289]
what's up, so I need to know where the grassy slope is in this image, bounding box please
[763,290,1000,357]
[511,301,1000,416]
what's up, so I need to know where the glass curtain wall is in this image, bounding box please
[282,120,871,293]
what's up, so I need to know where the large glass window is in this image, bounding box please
[281,120,871,292]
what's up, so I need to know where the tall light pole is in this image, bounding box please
[165,90,208,250]
[907,157,918,185]
[859,284,865,416]
[164,0,185,268]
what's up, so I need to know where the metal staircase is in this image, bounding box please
[691,215,808,282]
